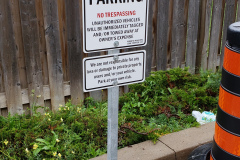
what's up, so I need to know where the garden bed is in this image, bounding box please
[0,68,221,159]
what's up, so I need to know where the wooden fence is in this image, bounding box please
[0,0,239,116]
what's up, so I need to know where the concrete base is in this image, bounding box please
[90,122,215,160]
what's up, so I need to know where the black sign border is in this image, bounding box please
[83,51,146,92]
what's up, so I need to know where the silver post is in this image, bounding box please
[107,49,119,160]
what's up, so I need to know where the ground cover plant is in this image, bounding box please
[0,68,221,160]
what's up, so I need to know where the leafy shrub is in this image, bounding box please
[0,68,220,159]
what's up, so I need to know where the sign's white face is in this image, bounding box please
[83,50,146,92]
[82,0,149,53]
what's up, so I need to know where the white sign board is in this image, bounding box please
[83,50,146,92]
[82,0,149,53]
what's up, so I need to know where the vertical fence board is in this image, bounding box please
[0,8,4,93]
[10,0,28,89]
[19,0,45,113]
[0,59,3,93]
[156,0,170,71]
[200,0,213,70]
[237,0,240,21]
[0,0,23,114]
[171,0,188,68]
[208,0,224,71]
[65,0,84,105]
[42,0,65,111]
[186,0,201,73]
[220,0,236,69]
[143,0,155,76]
[36,0,49,86]
[196,0,206,71]
[167,0,173,69]
[58,0,69,82]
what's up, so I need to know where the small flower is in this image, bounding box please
[43,159,46,160]
[60,118,63,122]
[59,107,62,111]
[33,144,38,150]
[48,118,51,121]
[56,139,60,143]
[64,108,66,110]
[67,107,69,110]
[71,151,75,154]
[37,95,41,98]
[207,75,210,78]
[53,152,57,157]
[59,104,63,107]
[3,139,8,145]
[58,153,62,158]
[77,107,82,113]
[25,148,29,153]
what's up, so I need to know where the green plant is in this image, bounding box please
[32,131,59,156]
[0,68,221,159]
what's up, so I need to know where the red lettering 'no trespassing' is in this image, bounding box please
[97,10,136,18]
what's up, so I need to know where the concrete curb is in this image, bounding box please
[90,122,215,160]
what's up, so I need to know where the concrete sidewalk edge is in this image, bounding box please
[90,122,215,160]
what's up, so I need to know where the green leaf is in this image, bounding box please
[36,138,50,145]
[33,148,42,156]
[41,146,51,150]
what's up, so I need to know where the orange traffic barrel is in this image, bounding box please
[211,22,240,160]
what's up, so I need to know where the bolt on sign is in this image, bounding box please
[83,50,146,92]
[82,0,149,53]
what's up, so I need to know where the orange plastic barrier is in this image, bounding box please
[219,86,240,118]
[223,46,240,76]
[211,22,240,160]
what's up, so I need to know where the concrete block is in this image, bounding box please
[90,140,175,160]
[159,122,215,160]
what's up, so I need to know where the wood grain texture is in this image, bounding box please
[42,0,65,111]
[208,0,224,72]
[171,0,188,68]
[0,8,4,93]
[144,0,154,77]
[58,0,69,82]
[65,0,84,105]
[157,0,170,71]
[10,0,28,89]
[19,0,45,113]
[0,0,23,114]
[196,0,206,72]
[36,0,49,85]
[186,0,201,73]
[0,82,70,109]
[200,0,213,70]
[220,0,236,69]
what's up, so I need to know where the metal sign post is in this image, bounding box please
[82,1,149,159]
[107,49,120,160]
